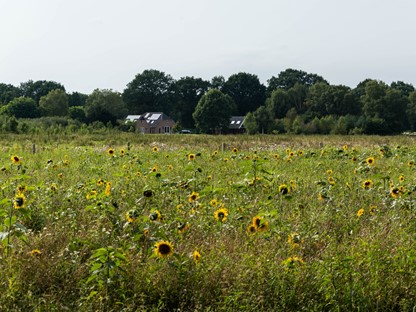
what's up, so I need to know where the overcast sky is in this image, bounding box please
[1,0,415,94]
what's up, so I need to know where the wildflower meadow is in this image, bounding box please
[0,133,415,311]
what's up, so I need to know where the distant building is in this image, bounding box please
[228,116,245,134]
[125,112,176,134]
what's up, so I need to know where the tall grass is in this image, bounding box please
[0,134,415,311]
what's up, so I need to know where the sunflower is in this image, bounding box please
[125,209,139,223]
[252,216,269,232]
[120,149,126,156]
[328,177,336,185]
[326,169,333,175]
[288,232,301,248]
[232,147,238,153]
[357,208,365,217]
[107,148,115,156]
[193,250,201,264]
[399,175,405,183]
[14,193,26,209]
[30,249,41,256]
[369,205,377,215]
[152,146,159,152]
[16,185,27,193]
[11,155,20,164]
[154,241,174,258]
[188,153,196,161]
[50,183,58,192]
[246,224,257,235]
[151,166,158,173]
[283,256,304,269]
[362,179,373,189]
[351,156,357,162]
[188,191,199,203]
[178,222,190,234]
[149,210,163,222]
[273,153,279,159]
[214,207,228,222]
[96,179,105,186]
[343,144,348,151]
[366,157,375,166]
[209,198,219,206]
[408,160,414,167]
[390,187,402,198]
[278,184,290,195]
[105,182,112,196]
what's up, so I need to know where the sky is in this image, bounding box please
[1,0,415,94]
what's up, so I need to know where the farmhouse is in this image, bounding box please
[126,112,176,134]
[228,116,246,134]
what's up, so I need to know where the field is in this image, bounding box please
[0,133,415,311]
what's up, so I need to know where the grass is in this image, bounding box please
[0,133,415,311]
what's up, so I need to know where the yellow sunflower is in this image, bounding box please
[154,241,174,258]
[107,148,115,156]
[105,182,112,196]
[252,216,269,232]
[30,249,41,256]
[149,210,163,222]
[188,191,199,203]
[362,179,373,189]
[14,193,26,209]
[357,208,364,217]
[152,146,159,152]
[214,207,228,222]
[278,184,290,195]
[188,153,196,161]
[125,209,139,223]
[209,198,219,206]
[246,224,257,235]
[390,187,402,198]
[11,155,21,164]
[193,250,201,264]
[232,147,238,153]
[366,157,375,166]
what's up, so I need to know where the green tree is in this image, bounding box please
[210,76,225,91]
[39,89,69,116]
[122,69,176,115]
[85,89,128,125]
[0,83,20,105]
[390,81,414,97]
[267,88,291,119]
[243,112,258,134]
[68,92,88,107]
[267,68,327,94]
[407,91,416,131]
[361,80,408,134]
[253,105,274,134]
[19,80,65,103]
[69,106,87,123]
[174,76,210,129]
[222,72,266,115]
[193,89,236,134]
[0,96,39,118]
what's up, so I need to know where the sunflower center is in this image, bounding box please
[158,244,171,255]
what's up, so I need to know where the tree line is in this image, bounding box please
[1,68,415,135]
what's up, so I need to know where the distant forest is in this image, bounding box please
[1,68,415,135]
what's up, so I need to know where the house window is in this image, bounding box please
[164,126,170,133]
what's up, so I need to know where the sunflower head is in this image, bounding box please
[126,209,139,223]
[247,224,257,235]
[11,155,20,164]
[30,249,41,257]
[152,146,159,152]
[14,193,26,209]
[154,241,174,258]
[362,179,374,189]
[232,147,238,153]
[188,153,196,161]
[188,191,199,203]
[193,250,201,264]
[390,187,402,198]
[149,210,163,222]
[357,208,365,217]
[366,157,375,166]
[107,148,115,156]
[278,184,290,195]
[214,208,228,222]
